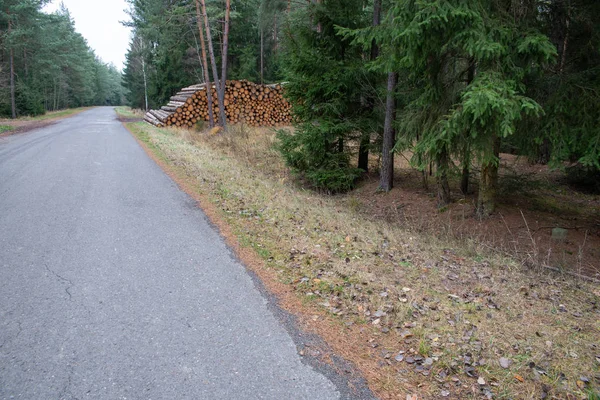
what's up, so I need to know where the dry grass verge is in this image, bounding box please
[121,116,600,400]
[114,106,144,121]
[0,107,91,137]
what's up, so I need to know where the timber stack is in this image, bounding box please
[143,80,292,128]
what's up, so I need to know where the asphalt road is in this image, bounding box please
[0,108,370,399]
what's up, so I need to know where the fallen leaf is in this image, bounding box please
[514,374,524,382]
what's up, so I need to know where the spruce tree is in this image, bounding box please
[277,0,373,193]
[344,0,556,213]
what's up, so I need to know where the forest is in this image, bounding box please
[123,0,599,217]
[2,0,598,215]
[0,1,126,118]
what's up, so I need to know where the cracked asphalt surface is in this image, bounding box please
[0,108,370,399]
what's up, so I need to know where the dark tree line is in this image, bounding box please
[122,0,599,215]
[0,1,126,118]
[280,0,600,215]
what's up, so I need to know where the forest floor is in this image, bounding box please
[351,155,600,280]
[0,108,90,137]
[118,110,600,400]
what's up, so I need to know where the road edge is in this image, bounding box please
[0,107,92,138]
[121,120,377,400]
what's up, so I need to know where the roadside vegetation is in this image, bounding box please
[117,107,599,399]
[113,106,144,121]
[0,107,90,136]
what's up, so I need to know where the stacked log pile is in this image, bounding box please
[143,80,292,128]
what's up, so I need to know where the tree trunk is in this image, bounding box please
[538,138,551,164]
[24,48,28,78]
[559,7,570,74]
[357,133,370,172]
[273,12,278,53]
[460,58,475,195]
[200,0,226,127]
[436,146,451,206]
[316,0,322,33]
[460,165,469,195]
[9,19,16,119]
[370,0,381,60]
[260,28,264,84]
[358,0,382,173]
[379,72,398,192]
[141,56,148,111]
[477,134,501,217]
[218,0,231,130]
[460,141,470,195]
[195,0,215,127]
[137,38,149,112]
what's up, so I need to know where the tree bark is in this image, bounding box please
[137,38,149,112]
[200,0,226,127]
[357,0,382,173]
[461,59,475,195]
[460,164,469,195]
[316,0,322,33]
[218,0,231,130]
[273,12,278,53]
[379,72,398,192]
[141,56,148,111]
[24,48,28,77]
[437,146,451,207]
[370,0,381,60]
[538,138,551,164]
[195,0,215,127]
[559,6,570,74]
[460,142,470,195]
[356,131,370,172]
[9,18,16,119]
[477,134,501,217]
[260,28,264,84]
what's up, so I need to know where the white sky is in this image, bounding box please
[43,0,132,71]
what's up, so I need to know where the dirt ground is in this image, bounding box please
[352,153,600,280]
